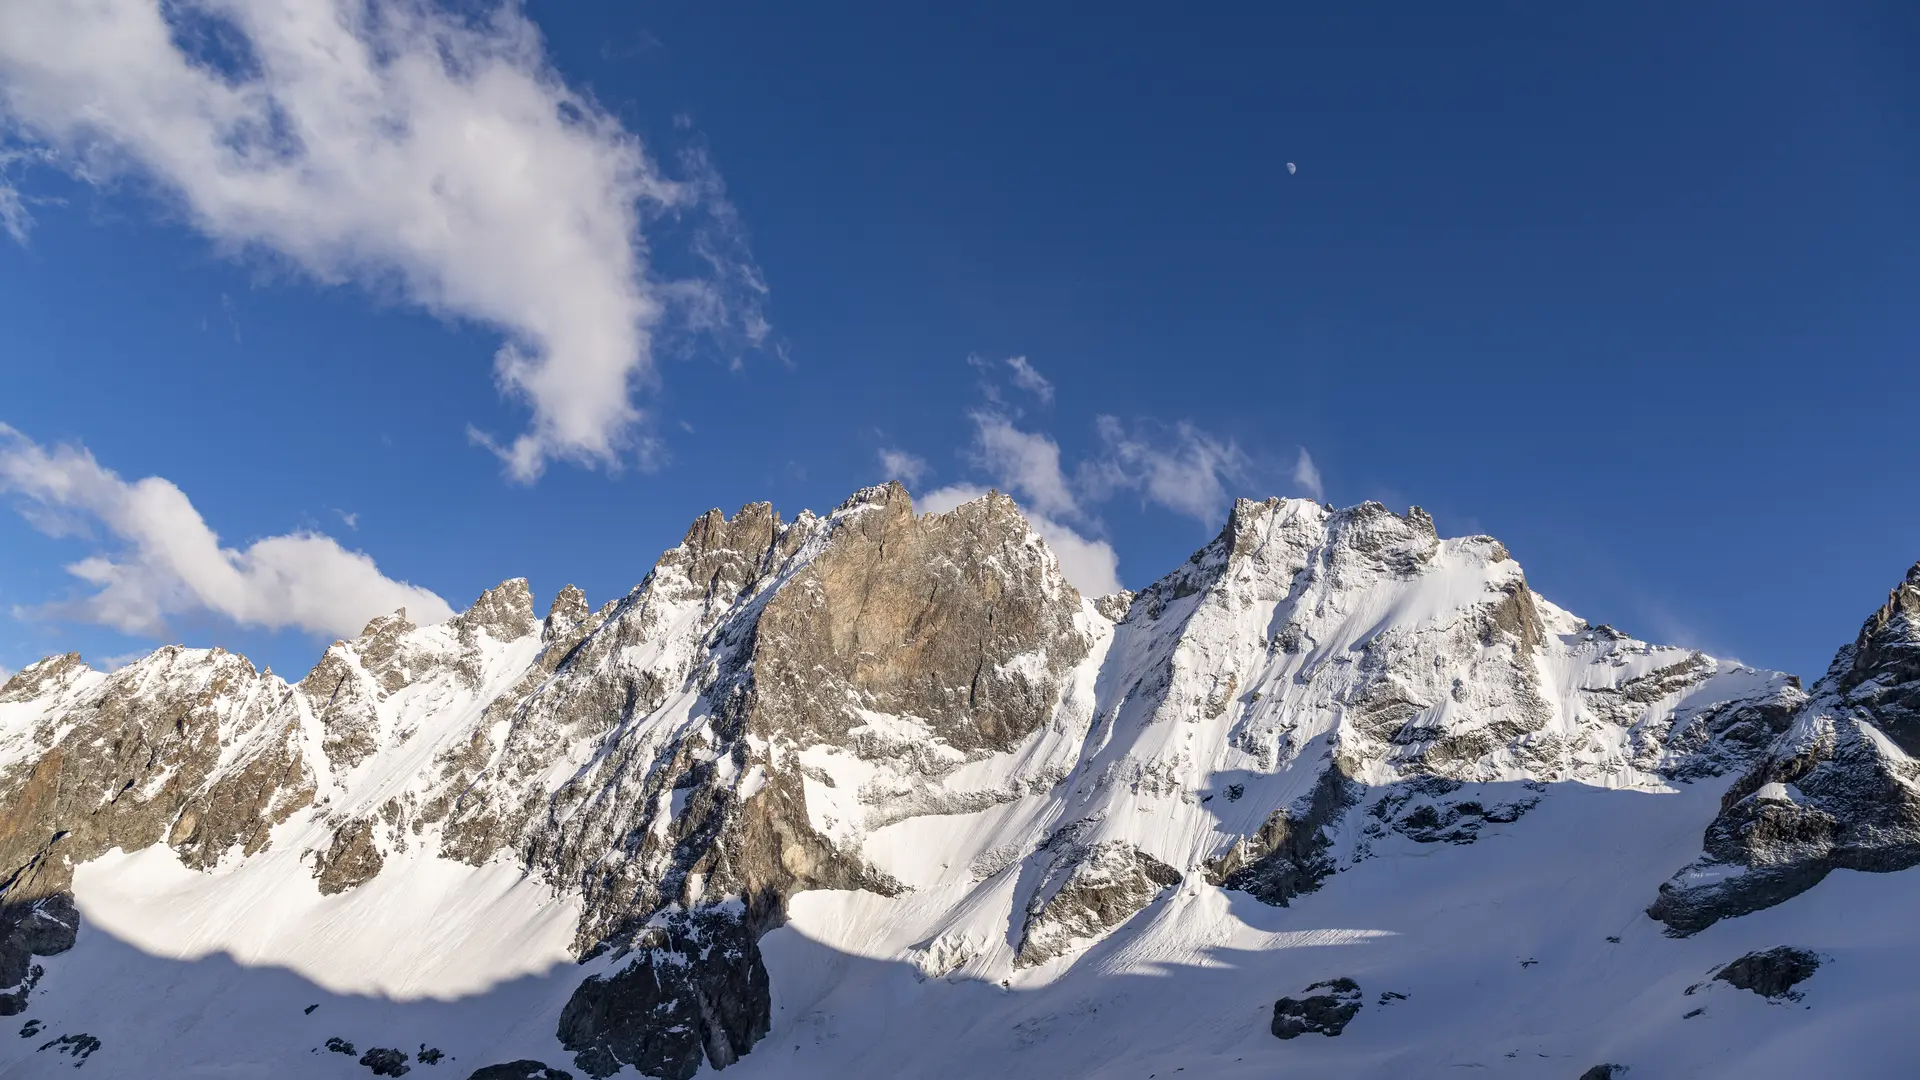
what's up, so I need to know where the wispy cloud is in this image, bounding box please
[877,448,930,489]
[968,353,1054,409]
[1084,417,1249,525]
[0,145,50,244]
[1003,356,1054,404]
[883,355,1323,598]
[0,0,766,481]
[966,410,1082,521]
[922,401,1119,596]
[1292,447,1324,502]
[0,425,452,639]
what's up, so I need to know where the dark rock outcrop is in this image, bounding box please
[361,1046,413,1076]
[1653,563,1920,934]
[1270,977,1363,1038]
[1360,776,1542,848]
[0,893,76,1015]
[1713,946,1821,1000]
[1208,760,1358,905]
[315,818,386,895]
[556,907,769,1080]
[36,1031,100,1064]
[465,1063,573,1080]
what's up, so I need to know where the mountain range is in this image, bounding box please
[2,483,1916,1078]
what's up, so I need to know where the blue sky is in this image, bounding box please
[0,2,1913,683]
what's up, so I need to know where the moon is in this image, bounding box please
[1286,162,1297,175]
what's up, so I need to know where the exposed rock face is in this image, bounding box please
[1017,841,1182,966]
[557,908,769,1080]
[1652,564,1920,935]
[0,893,75,1015]
[1358,775,1543,848]
[465,1063,574,1080]
[1271,977,1363,1038]
[537,485,1100,1069]
[0,486,1820,1075]
[544,585,591,645]
[0,646,315,904]
[1206,759,1359,904]
[437,495,898,959]
[1712,946,1821,1000]
[315,818,386,895]
[1837,565,1920,753]
[360,1046,412,1076]
[35,1032,99,1064]
[753,488,1091,755]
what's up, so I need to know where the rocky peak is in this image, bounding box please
[752,484,1091,755]
[836,480,908,516]
[1405,504,1437,536]
[543,584,591,644]
[656,502,783,604]
[1830,561,1920,753]
[1222,496,1321,556]
[0,653,90,704]
[453,579,539,644]
[359,609,415,639]
[0,643,307,908]
[1126,497,1315,621]
[1320,500,1442,578]
[1650,560,1920,935]
[351,610,417,694]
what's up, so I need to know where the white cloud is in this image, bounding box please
[919,484,1121,598]
[966,410,1082,520]
[877,448,929,490]
[1025,510,1122,597]
[0,425,453,639]
[0,0,764,481]
[913,356,1322,597]
[1003,356,1054,404]
[917,484,989,516]
[0,146,45,244]
[1292,447,1324,502]
[1086,417,1248,525]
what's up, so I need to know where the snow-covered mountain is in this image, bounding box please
[0,483,1915,1078]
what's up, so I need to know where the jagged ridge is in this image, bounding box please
[0,486,1825,1077]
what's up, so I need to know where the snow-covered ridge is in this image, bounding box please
[0,484,1860,1080]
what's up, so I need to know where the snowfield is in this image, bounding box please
[6,783,1913,1078]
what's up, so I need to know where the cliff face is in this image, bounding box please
[1651,563,1920,935]
[0,486,1836,1078]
